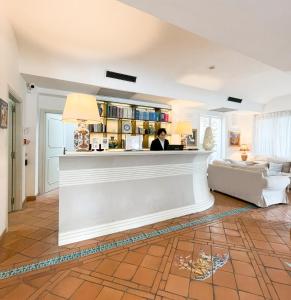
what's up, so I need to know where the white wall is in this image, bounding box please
[225,112,256,160]
[171,105,256,160]
[170,104,201,145]
[0,8,26,235]
[170,103,225,152]
[24,89,38,196]
[24,88,67,196]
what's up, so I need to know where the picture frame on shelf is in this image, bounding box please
[101,137,109,150]
[92,137,109,151]
[229,130,241,147]
[122,120,132,133]
[186,129,198,149]
[0,99,8,129]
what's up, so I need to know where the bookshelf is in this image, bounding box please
[89,100,172,149]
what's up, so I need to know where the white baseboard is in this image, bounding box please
[58,199,214,246]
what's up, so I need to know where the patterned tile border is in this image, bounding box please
[0,205,255,280]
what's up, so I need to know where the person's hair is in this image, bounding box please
[157,128,167,136]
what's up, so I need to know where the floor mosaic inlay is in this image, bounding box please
[0,204,255,280]
[176,251,229,281]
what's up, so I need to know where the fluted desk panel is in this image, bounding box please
[58,151,214,245]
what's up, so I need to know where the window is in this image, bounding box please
[200,115,223,158]
[254,111,291,159]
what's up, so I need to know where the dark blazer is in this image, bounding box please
[150,138,169,151]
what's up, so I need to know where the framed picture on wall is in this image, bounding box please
[229,130,240,147]
[186,129,198,149]
[0,99,8,129]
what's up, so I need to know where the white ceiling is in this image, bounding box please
[120,0,291,71]
[4,0,291,108]
[22,73,181,106]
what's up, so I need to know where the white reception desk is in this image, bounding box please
[58,150,214,245]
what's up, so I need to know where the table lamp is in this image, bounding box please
[62,93,100,151]
[175,121,192,148]
[240,144,249,161]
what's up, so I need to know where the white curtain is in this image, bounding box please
[254,111,291,159]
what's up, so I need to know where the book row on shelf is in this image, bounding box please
[89,123,107,133]
[135,110,170,122]
[105,104,170,122]
[89,124,157,135]
[106,105,133,119]
[136,125,155,135]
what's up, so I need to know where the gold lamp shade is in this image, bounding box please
[175,121,193,135]
[240,144,249,152]
[62,93,100,124]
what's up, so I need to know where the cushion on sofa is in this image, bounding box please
[269,162,283,174]
[225,159,246,167]
[254,156,291,172]
[268,159,291,173]
[282,162,291,173]
[230,164,267,174]
[245,161,256,165]
[212,160,230,166]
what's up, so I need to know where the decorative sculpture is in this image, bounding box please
[203,126,215,150]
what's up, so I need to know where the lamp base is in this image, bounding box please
[74,121,90,151]
[241,153,248,161]
[96,144,104,152]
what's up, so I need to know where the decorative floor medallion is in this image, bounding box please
[177,251,229,280]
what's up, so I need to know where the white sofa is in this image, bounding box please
[208,162,290,207]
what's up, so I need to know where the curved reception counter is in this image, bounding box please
[58,150,214,245]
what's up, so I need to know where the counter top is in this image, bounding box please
[63,150,210,157]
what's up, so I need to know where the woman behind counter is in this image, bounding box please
[150,128,169,151]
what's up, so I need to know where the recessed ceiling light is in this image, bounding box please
[208,65,215,70]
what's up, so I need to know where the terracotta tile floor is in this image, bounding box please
[0,190,290,299]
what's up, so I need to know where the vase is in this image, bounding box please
[109,136,118,149]
[203,127,215,151]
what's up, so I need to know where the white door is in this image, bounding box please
[45,113,64,192]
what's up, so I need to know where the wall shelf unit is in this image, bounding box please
[89,99,172,149]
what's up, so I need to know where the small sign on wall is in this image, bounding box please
[0,99,8,129]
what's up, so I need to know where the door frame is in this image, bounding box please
[38,109,63,195]
[7,88,24,212]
